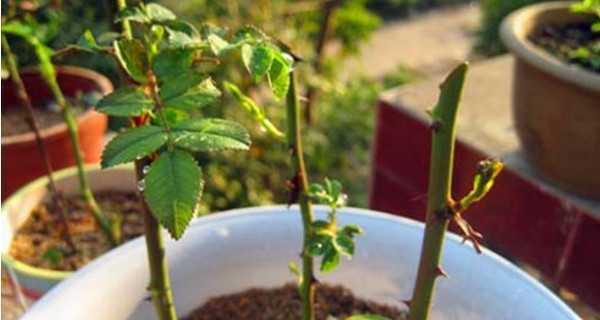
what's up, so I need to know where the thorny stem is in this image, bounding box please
[41,60,118,246]
[304,0,340,125]
[1,34,77,253]
[135,158,177,320]
[409,63,468,320]
[287,70,316,320]
[115,0,177,318]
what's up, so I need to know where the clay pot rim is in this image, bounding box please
[500,1,600,93]
[1,65,113,146]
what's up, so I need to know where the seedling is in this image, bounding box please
[82,1,253,318]
[216,31,363,320]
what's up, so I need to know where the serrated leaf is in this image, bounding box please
[321,245,341,272]
[145,3,176,22]
[101,126,167,168]
[162,77,221,110]
[96,87,154,116]
[144,150,202,239]
[172,118,250,152]
[159,71,204,101]
[152,48,194,80]
[114,39,148,83]
[268,53,291,99]
[245,44,274,81]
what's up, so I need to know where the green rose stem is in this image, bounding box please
[287,70,317,320]
[37,51,118,246]
[115,0,177,318]
[1,34,77,253]
[409,63,468,320]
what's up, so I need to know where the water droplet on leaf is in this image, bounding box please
[137,179,145,191]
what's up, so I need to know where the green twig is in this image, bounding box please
[287,70,316,320]
[1,34,78,253]
[409,63,468,320]
[39,59,118,246]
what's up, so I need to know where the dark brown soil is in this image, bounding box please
[183,283,408,320]
[8,191,145,271]
[1,97,89,137]
[530,22,600,73]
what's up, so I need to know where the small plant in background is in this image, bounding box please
[568,0,600,71]
[2,12,119,246]
[211,29,365,320]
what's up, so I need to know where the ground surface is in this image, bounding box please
[345,3,480,79]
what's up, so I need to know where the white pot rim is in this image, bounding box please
[500,1,600,92]
[28,205,580,319]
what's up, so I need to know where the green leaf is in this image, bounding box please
[162,76,221,110]
[2,21,36,38]
[42,248,63,267]
[96,32,121,45]
[96,87,154,117]
[341,224,363,238]
[165,27,202,49]
[307,234,330,257]
[155,108,188,127]
[114,39,148,83]
[115,6,148,23]
[268,53,291,99]
[321,245,341,272]
[346,315,391,320]
[223,81,284,140]
[172,118,250,152]
[144,150,203,239]
[101,126,168,168]
[207,34,230,55]
[152,48,194,80]
[288,261,300,277]
[243,44,274,81]
[145,3,176,22]
[334,234,355,257]
[77,30,101,52]
[163,20,199,38]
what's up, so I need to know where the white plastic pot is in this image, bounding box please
[22,206,579,320]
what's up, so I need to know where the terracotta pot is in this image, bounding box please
[0,165,135,299]
[500,2,600,199]
[1,66,112,200]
